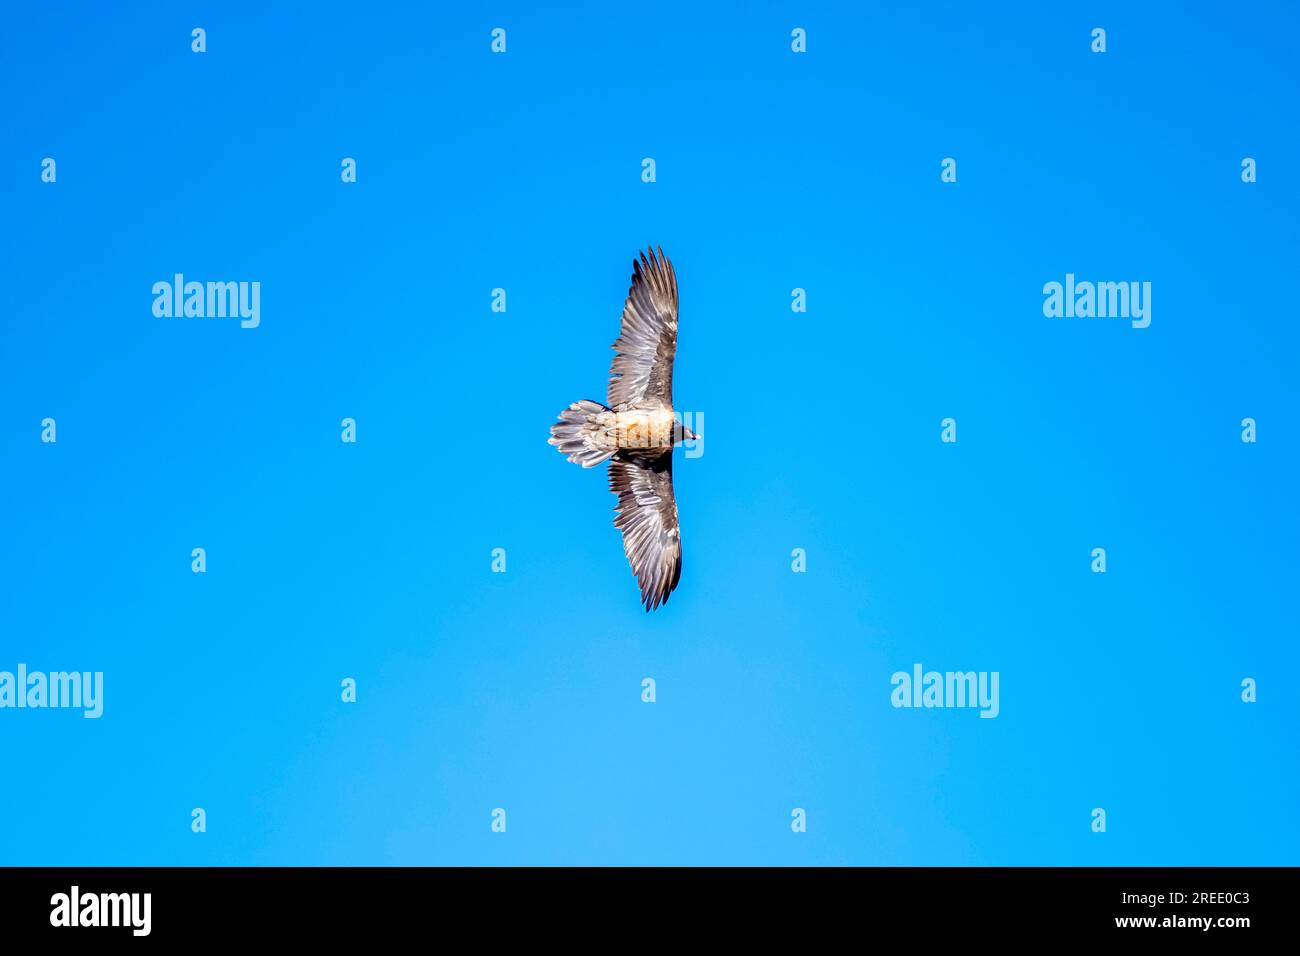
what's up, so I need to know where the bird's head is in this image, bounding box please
[672,420,699,445]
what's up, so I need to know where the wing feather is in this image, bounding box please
[608,247,678,409]
[608,453,682,611]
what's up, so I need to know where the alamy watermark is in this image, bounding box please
[891,664,999,718]
[152,274,261,328]
[0,665,103,718]
[1043,273,1151,329]
[50,886,150,936]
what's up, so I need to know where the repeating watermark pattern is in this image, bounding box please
[1043,274,1151,329]
[0,665,103,718]
[50,887,151,936]
[152,275,261,329]
[891,664,999,719]
[11,15,1286,872]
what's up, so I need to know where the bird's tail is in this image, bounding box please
[549,400,613,467]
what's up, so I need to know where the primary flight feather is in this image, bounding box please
[549,247,695,611]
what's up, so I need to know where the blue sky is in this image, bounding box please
[1,1,1297,865]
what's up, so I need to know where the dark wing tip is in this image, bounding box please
[637,245,670,276]
[629,246,674,300]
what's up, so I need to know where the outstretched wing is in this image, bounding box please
[609,452,682,611]
[608,247,678,410]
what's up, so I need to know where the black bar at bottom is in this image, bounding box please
[0,866,1288,942]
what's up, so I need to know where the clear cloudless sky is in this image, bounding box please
[1,1,1297,865]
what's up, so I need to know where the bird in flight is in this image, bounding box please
[549,247,696,611]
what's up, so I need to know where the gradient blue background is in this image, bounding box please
[2,1,1297,865]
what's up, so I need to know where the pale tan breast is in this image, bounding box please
[611,408,674,451]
